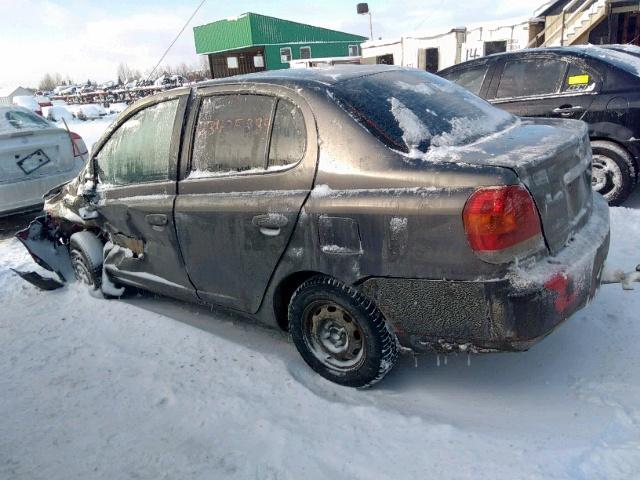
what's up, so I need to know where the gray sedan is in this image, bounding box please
[16,66,610,387]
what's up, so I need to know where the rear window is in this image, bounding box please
[1,108,51,133]
[578,46,640,77]
[331,69,514,156]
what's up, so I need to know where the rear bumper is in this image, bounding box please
[0,170,80,216]
[360,195,611,354]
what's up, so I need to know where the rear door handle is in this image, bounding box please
[252,213,288,236]
[552,105,585,115]
[146,214,168,230]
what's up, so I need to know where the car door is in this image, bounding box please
[487,55,598,121]
[174,85,317,313]
[93,92,197,300]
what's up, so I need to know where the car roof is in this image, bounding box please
[195,65,404,90]
[440,45,640,76]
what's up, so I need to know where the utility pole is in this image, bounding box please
[357,3,373,40]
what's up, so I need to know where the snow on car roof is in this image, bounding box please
[572,44,640,77]
[198,65,403,88]
[482,45,640,78]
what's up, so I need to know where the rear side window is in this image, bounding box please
[269,100,306,167]
[96,100,178,186]
[191,95,275,175]
[441,65,488,96]
[563,64,597,93]
[496,58,568,99]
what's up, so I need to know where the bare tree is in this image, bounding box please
[116,62,141,84]
[38,72,66,91]
[39,73,55,91]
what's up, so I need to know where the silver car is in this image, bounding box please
[0,106,88,216]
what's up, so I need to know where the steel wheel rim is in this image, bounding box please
[302,300,365,370]
[70,250,93,285]
[592,154,621,197]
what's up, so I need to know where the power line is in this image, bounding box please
[413,0,446,32]
[146,0,208,81]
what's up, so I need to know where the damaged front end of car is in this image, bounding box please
[14,175,98,290]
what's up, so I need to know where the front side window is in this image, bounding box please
[191,95,275,176]
[348,45,360,56]
[269,100,306,168]
[300,47,311,60]
[96,100,178,186]
[441,65,489,96]
[280,47,292,63]
[227,56,239,69]
[496,58,568,99]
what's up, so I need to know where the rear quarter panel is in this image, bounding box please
[255,90,520,327]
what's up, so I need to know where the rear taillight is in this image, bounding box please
[69,131,87,157]
[463,185,544,263]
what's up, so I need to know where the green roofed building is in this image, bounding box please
[193,12,367,78]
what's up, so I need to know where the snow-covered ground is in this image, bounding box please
[0,205,639,479]
[2,114,640,478]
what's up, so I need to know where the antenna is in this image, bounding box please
[146,0,208,81]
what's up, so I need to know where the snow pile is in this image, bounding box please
[67,104,107,120]
[0,207,639,479]
[42,105,74,122]
[108,103,128,114]
[12,95,40,112]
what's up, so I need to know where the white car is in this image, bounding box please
[0,106,88,216]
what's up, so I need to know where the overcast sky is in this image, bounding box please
[1,0,545,88]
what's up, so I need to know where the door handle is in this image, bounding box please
[252,213,288,236]
[552,105,585,116]
[146,214,168,228]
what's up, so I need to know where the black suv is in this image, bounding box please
[439,45,640,205]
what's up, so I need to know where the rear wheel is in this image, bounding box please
[69,231,103,289]
[288,275,398,388]
[590,140,635,206]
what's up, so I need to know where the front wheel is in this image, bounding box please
[288,275,398,388]
[69,231,104,289]
[591,140,635,206]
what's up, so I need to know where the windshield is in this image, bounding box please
[331,69,515,157]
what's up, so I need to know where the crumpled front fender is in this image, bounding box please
[15,216,73,282]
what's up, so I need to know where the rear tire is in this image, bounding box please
[590,140,635,206]
[69,231,103,289]
[288,275,398,388]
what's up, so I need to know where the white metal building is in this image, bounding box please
[361,17,537,71]
[0,86,35,106]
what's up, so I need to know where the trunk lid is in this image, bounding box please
[0,128,75,185]
[438,118,593,255]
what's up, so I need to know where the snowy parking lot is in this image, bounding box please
[1,115,640,479]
